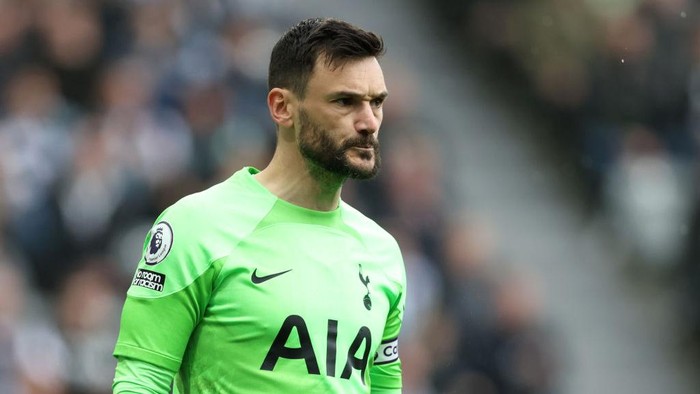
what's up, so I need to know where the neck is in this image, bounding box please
[255,149,345,211]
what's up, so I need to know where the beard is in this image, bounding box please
[297,108,381,180]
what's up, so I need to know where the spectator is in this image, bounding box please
[0,65,77,290]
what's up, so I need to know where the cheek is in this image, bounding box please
[374,107,384,124]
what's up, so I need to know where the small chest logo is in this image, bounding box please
[358,264,371,310]
[251,268,292,284]
[145,221,173,265]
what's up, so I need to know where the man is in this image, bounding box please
[112,18,406,393]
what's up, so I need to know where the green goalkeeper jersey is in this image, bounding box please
[113,167,406,393]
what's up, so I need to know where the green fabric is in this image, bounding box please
[113,357,174,393]
[113,167,406,393]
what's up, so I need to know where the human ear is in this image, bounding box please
[267,88,295,128]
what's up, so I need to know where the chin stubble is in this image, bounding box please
[298,109,381,180]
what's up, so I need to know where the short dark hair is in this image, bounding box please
[268,18,385,98]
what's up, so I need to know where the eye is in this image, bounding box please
[333,97,352,106]
[371,98,385,108]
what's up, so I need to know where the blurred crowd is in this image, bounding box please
[0,1,565,393]
[426,0,700,358]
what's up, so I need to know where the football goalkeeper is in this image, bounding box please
[112,17,406,393]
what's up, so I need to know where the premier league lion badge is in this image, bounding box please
[145,221,173,265]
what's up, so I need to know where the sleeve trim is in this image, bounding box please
[114,343,181,373]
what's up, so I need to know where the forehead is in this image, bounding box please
[305,56,386,97]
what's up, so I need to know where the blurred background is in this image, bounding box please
[0,0,699,393]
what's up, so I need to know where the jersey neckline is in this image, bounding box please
[239,166,344,222]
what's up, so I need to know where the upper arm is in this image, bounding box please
[369,245,406,393]
[113,356,175,394]
[369,292,405,392]
[113,203,219,372]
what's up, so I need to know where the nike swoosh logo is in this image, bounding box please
[251,268,292,284]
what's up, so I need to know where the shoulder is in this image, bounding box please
[130,172,275,296]
[340,202,407,297]
[340,201,398,248]
[146,171,275,264]
[340,202,404,278]
[135,183,232,278]
[154,180,234,240]
[163,169,275,235]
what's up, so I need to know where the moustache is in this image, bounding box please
[341,138,379,151]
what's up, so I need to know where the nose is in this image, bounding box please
[354,102,380,135]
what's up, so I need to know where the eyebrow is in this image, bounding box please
[328,90,389,101]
